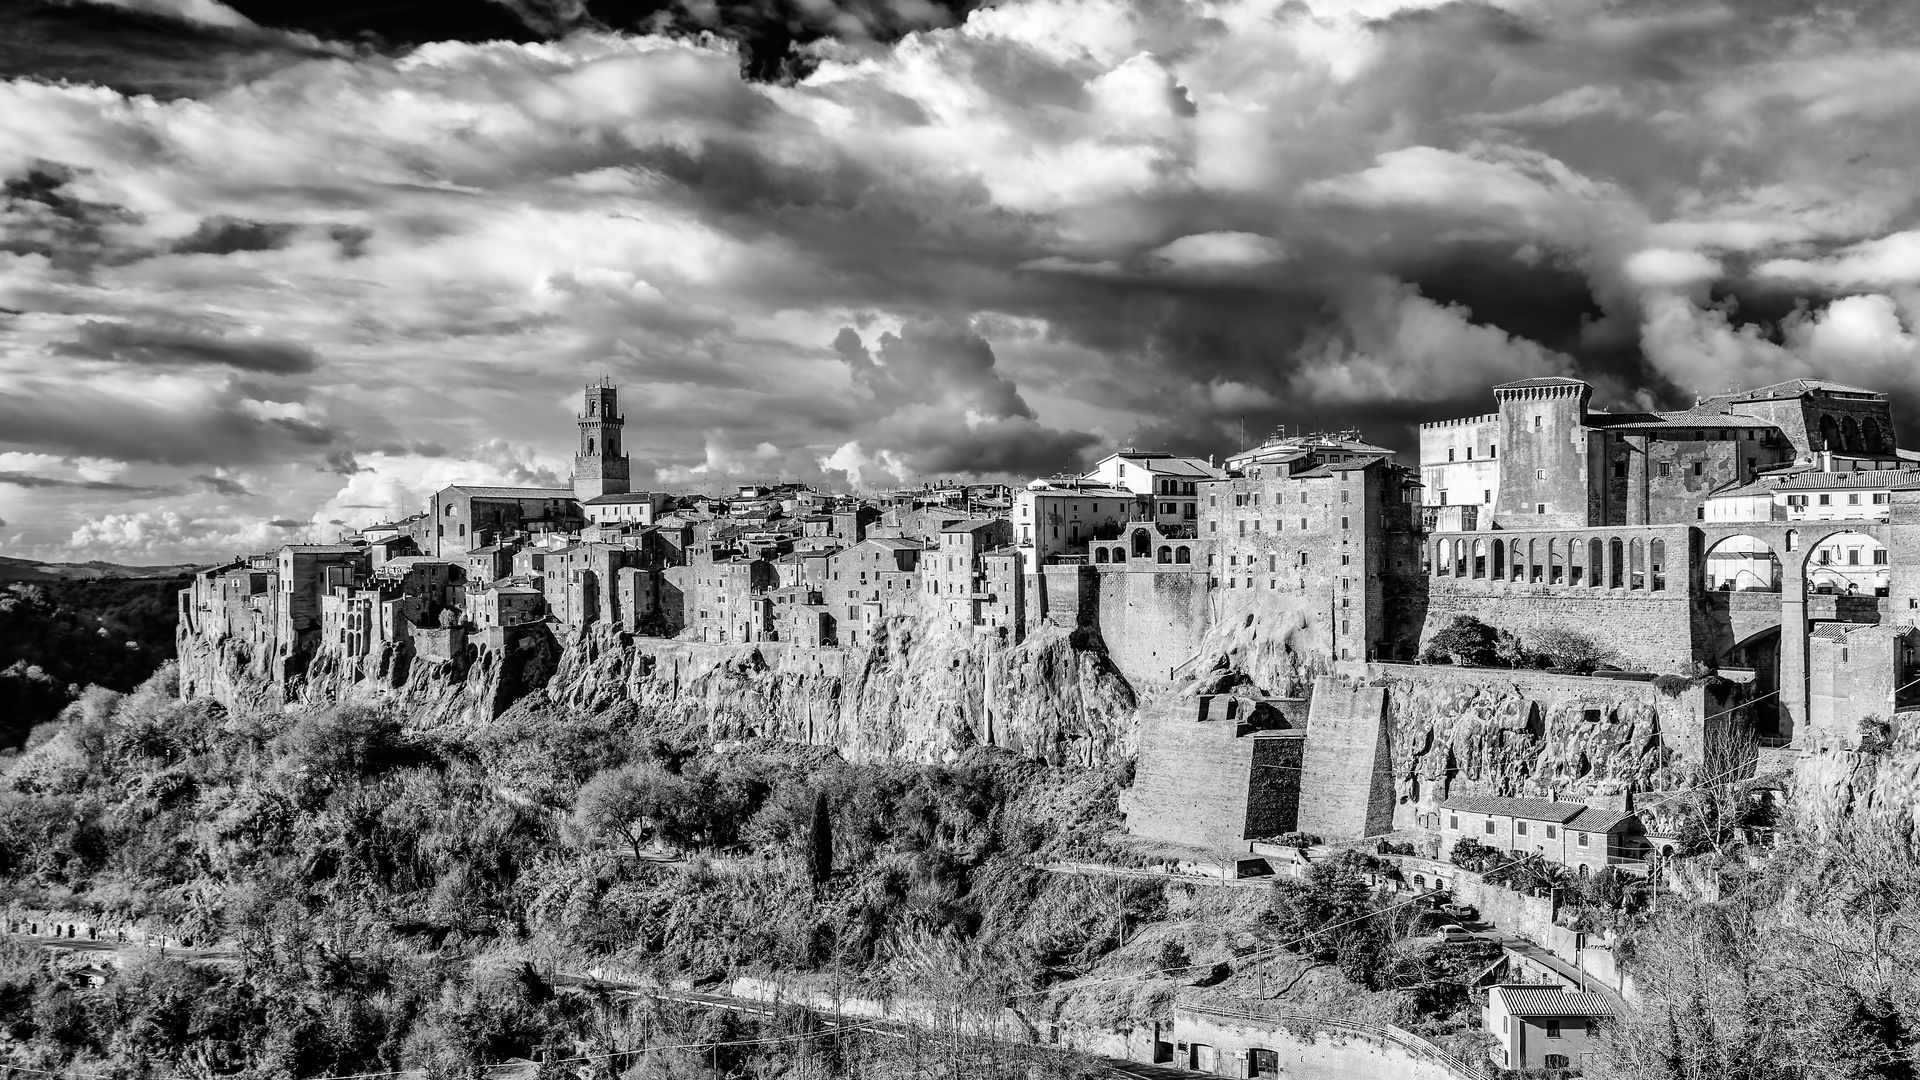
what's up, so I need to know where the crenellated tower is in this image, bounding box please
[573,379,630,501]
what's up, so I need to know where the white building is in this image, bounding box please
[1417,414,1500,515]
[1013,480,1137,574]
[583,491,669,526]
[1704,461,1916,526]
[1081,451,1224,530]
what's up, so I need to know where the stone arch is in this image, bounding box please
[1131,528,1151,558]
[1157,545,1172,564]
[586,437,595,455]
[1176,546,1192,564]
[1804,529,1888,596]
[1820,414,1841,451]
[1608,537,1624,588]
[1629,538,1645,590]
[1587,536,1604,587]
[1472,538,1488,579]
[1704,533,1781,591]
[1549,538,1564,584]
[1784,529,1798,553]
[1864,417,1887,453]
[1649,538,1666,590]
[1112,547,1127,563]
[1433,539,1446,576]
[1492,538,1506,579]
[1843,416,1863,453]
[1094,547,1110,564]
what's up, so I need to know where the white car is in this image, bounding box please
[1433,924,1476,942]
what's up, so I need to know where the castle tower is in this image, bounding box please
[574,379,631,501]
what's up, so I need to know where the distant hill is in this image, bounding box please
[0,555,207,582]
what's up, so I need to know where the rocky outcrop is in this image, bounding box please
[537,617,1138,765]
[1373,667,1729,808]
[178,609,1138,766]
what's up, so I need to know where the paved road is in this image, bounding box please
[7,932,234,964]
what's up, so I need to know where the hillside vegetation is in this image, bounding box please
[0,577,189,748]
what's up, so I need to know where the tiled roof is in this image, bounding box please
[1565,806,1636,833]
[1494,377,1589,390]
[942,517,1002,533]
[443,485,574,499]
[1440,795,1585,823]
[1592,407,1778,431]
[282,543,365,554]
[583,492,657,504]
[1492,986,1616,1018]
[1710,469,1920,498]
[1105,454,1228,479]
[1729,378,1885,401]
[1026,482,1136,498]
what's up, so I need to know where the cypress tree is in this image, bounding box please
[808,790,833,886]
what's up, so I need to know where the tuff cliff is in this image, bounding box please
[177,611,1139,767]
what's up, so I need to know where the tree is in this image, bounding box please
[1529,626,1619,674]
[571,763,697,858]
[1421,616,1502,667]
[807,790,833,886]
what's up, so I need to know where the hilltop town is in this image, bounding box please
[170,373,1920,1075]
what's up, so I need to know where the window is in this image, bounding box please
[1819,493,1832,505]
[1545,1020,1562,1039]
[1659,461,1671,478]
[1545,1054,1570,1068]
[1613,461,1627,478]
[1546,825,1557,839]
[1849,493,1861,505]
[1341,489,1350,503]
[1517,820,1528,836]
[1449,814,1458,830]
[1848,549,1860,565]
[1536,469,1545,480]
[1586,1020,1601,1036]
[1483,489,1491,502]
[1342,554,1350,565]
[1489,443,1496,457]
[1693,461,1703,475]
[1875,493,1890,504]
[1439,490,1448,505]
[1537,503,1546,515]
[1875,550,1889,564]
[1209,495,1217,506]
[1484,820,1495,835]
[1534,415,1542,429]
[1341,516,1350,529]
[1578,832,1589,847]
[1448,448,1455,461]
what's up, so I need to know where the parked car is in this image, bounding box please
[1433,923,1476,943]
[1441,903,1478,922]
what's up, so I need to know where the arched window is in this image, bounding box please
[1436,540,1450,576]
[1704,534,1781,592]
[1545,1054,1571,1069]
[1157,546,1172,564]
[1175,546,1192,564]
[1843,416,1863,453]
[1491,539,1505,580]
[1549,539,1563,585]
[1113,548,1127,563]
[1454,539,1468,578]
[1473,539,1487,579]
[1588,537,1604,588]
[586,437,595,455]
[1864,417,1887,453]
[1094,548,1109,564]
[1608,537,1624,588]
[1785,529,1798,552]
[1820,414,1841,451]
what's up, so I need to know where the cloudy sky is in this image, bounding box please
[4,0,1920,564]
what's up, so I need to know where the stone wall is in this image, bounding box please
[1094,569,1209,689]
[1296,677,1395,839]
[1418,578,1697,674]
[1244,734,1304,840]
[1124,701,1263,851]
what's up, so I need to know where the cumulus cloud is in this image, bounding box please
[5,0,1920,557]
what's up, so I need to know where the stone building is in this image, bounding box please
[1437,795,1642,877]
[573,379,631,502]
[1484,985,1612,1072]
[430,485,582,557]
[1012,479,1136,574]
[826,538,923,645]
[926,518,1015,634]
[1197,455,1424,664]
[1081,450,1225,532]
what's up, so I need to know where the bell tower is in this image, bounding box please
[573,378,630,501]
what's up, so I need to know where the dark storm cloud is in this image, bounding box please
[322,450,370,476]
[170,216,299,255]
[54,321,320,375]
[0,1,334,101]
[0,471,171,496]
[191,473,254,496]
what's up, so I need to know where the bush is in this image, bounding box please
[1528,626,1619,675]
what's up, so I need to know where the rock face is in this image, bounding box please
[538,617,1138,765]
[179,608,1139,766]
[1375,668,1721,813]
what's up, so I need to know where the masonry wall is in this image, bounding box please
[1296,676,1395,839]
[1146,1005,1477,1080]
[1243,734,1304,840]
[1094,569,1210,688]
[1124,703,1256,851]
[1392,855,1559,943]
[1419,579,1697,673]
